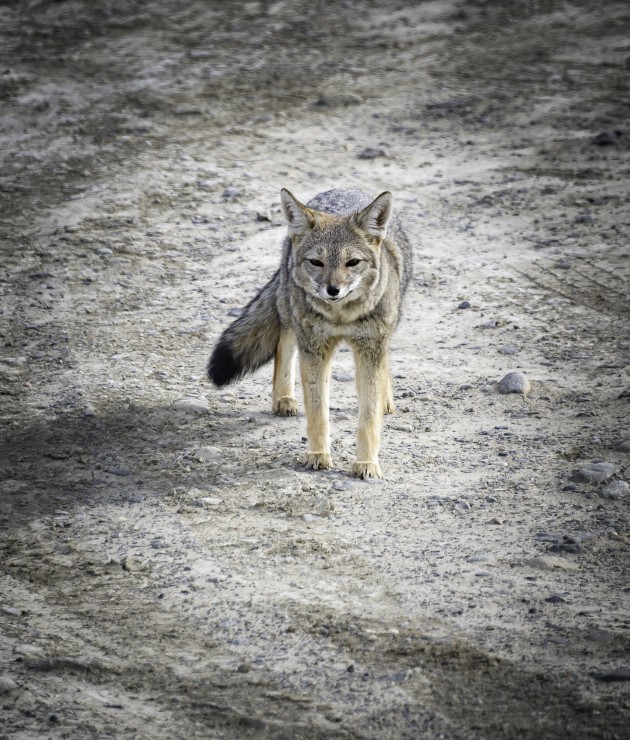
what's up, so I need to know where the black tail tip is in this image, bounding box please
[208,339,242,387]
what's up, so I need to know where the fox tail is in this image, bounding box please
[208,270,281,387]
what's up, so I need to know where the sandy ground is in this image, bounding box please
[1,1,629,737]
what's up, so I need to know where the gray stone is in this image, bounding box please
[172,397,209,414]
[498,344,519,355]
[498,371,531,395]
[0,676,17,694]
[570,462,619,485]
[357,147,388,159]
[600,480,629,498]
[193,446,222,462]
[222,187,242,199]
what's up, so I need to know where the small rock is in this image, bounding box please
[457,300,471,309]
[222,187,242,199]
[237,663,253,673]
[600,480,629,498]
[314,93,363,107]
[303,513,321,523]
[591,668,630,682]
[545,594,566,604]
[189,49,212,59]
[122,555,146,572]
[498,344,519,355]
[197,179,220,190]
[454,501,471,513]
[498,371,531,395]
[0,676,17,694]
[570,462,619,485]
[357,147,387,159]
[489,516,503,525]
[592,130,618,146]
[107,467,132,477]
[521,556,578,572]
[174,104,203,115]
[193,446,222,462]
[617,441,630,452]
[333,372,354,383]
[198,496,223,507]
[575,211,594,225]
[172,398,209,414]
[95,247,113,256]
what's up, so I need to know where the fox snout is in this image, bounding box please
[326,285,340,298]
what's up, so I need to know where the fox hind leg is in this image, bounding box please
[272,329,298,416]
[384,354,395,415]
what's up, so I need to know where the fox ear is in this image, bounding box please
[280,189,315,237]
[354,191,392,239]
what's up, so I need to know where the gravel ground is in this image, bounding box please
[1,1,629,738]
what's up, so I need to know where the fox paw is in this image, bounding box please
[272,396,298,417]
[303,452,332,471]
[352,461,383,479]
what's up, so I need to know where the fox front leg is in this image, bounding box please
[272,329,298,416]
[299,348,334,470]
[351,344,390,479]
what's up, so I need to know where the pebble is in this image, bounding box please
[570,462,619,484]
[575,211,594,225]
[107,467,132,477]
[0,676,17,694]
[174,104,203,115]
[592,130,618,146]
[122,555,146,572]
[454,500,471,513]
[591,668,630,682]
[95,247,113,256]
[197,496,223,507]
[457,300,471,309]
[498,371,531,395]
[357,147,388,159]
[314,93,363,107]
[617,441,630,452]
[333,372,354,383]
[194,446,222,462]
[222,187,242,199]
[555,259,572,269]
[498,344,519,355]
[520,556,577,572]
[600,480,629,498]
[172,398,210,414]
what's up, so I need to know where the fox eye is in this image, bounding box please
[309,258,324,267]
[346,258,360,267]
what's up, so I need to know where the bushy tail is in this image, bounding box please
[208,270,281,387]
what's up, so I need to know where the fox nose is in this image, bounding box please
[326,285,340,297]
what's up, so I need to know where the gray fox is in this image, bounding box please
[208,188,412,478]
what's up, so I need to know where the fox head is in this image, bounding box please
[280,189,393,305]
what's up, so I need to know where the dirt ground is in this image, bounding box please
[1,1,629,737]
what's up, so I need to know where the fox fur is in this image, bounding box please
[208,188,412,478]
